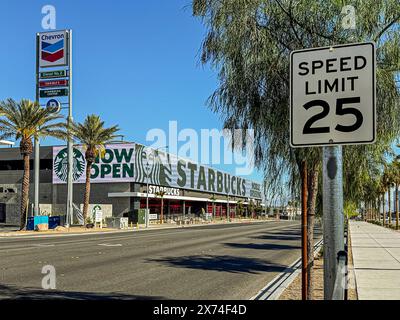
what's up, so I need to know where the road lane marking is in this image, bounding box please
[32,244,55,247]
[0,222,299,252]
[98,243,122,247]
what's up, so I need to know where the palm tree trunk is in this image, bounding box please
[383,193,387,226]
[388,189,391,227]
[83,162,92,223]
[20,154,30,230]
[382,194,385,225]
[396,184,399,230]
[306,168,319,300]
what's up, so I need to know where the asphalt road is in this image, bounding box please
[0,220,321,300]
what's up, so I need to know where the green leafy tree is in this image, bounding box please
[70,115,119,222]
[237,199,244,217]
[193,0,400,299]
[248,199,255,218]
[0,99,67,229]
[155,190,166,223]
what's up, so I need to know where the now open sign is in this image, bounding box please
[290,42,376,147]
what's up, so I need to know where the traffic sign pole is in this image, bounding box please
[322,144,344,299]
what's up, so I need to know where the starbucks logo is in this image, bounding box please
[133,145,172,186]
[54,147,86,182]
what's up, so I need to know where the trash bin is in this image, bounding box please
[27,216,49,231]
[48,216,61,229]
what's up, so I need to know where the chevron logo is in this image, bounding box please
[41,39,64,63]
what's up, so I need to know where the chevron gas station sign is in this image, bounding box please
[38,30,68,68]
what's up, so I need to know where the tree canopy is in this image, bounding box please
[193,0,400,202]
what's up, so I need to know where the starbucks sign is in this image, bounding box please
[53,147,86,182]
[52,143,262,199]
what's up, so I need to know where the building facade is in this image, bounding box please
[0,143,263,225]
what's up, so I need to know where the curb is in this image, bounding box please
[250,238,323,300]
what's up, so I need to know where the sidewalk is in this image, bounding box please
[350,221,400,300]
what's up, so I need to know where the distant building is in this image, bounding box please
[0,143,262,225]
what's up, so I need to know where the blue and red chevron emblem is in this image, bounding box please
[41,39,64,62]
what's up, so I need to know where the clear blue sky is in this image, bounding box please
[1,0,264,182]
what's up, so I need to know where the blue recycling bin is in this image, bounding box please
[26,216,49,230]
[48,216,61,229]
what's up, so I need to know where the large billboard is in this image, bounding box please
[52,144,262,199]
[38,30,68,68]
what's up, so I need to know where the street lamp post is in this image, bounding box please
[145,161,150,228]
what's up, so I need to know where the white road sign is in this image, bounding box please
[290,42,375,147]
[149,214,158,220]
[95,210,103,222]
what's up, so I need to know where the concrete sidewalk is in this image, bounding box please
[350,221,400,300]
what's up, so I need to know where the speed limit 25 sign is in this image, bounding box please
[290,42,376,147]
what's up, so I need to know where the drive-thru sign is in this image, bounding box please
[290,42,375,147]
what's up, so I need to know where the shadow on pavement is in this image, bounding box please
[251,234,301,241]
[147,255,293,275]
[251,224,322,242]
[223,242,299,250]
[0,284,165,300]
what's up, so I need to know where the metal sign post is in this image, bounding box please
[322,145,344,299]
[36,29,72,225]
[34,34,40,217]
[66,30,73,227]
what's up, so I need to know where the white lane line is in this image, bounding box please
[98,243,122,247]
[32,244,55,247]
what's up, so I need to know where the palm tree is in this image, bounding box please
[383,166,395,227]
[379,176,387,226]
[70,115,119,222]
[0,99,67,229]
[392,161,400,229]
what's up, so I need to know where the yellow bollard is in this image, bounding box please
[136,222,139,229]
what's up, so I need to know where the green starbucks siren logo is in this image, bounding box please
[54,147,86,182]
